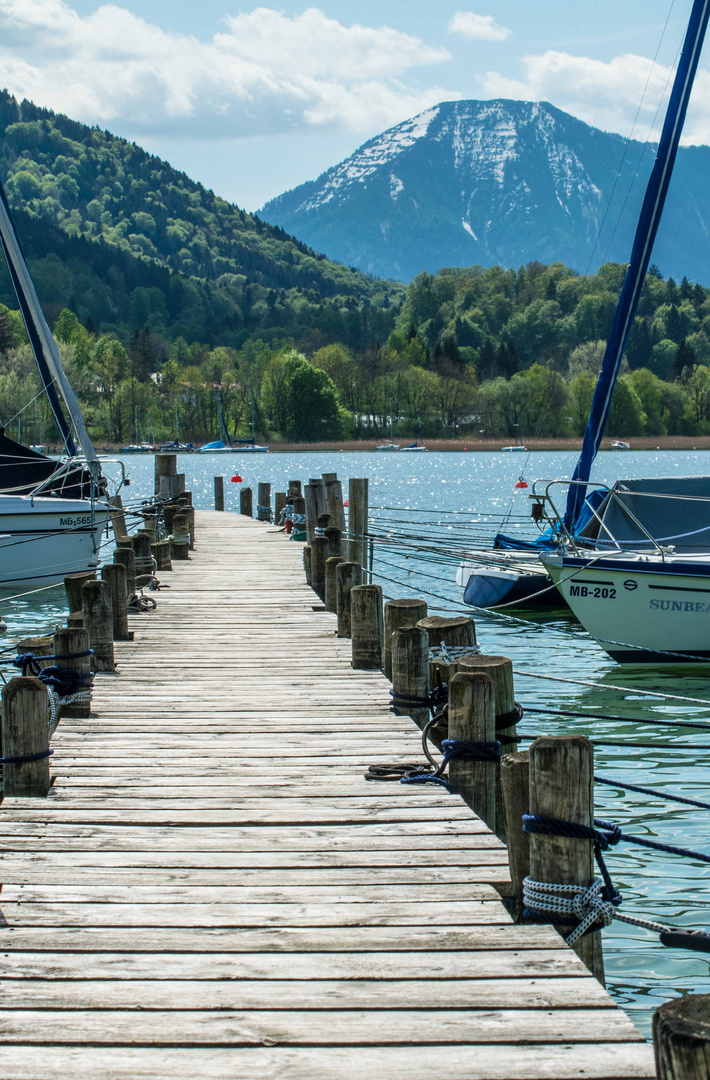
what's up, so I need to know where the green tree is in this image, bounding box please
[284,354,345,440]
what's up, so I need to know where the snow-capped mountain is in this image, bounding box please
[260,100,710,284]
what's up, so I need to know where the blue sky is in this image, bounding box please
[0,1,703,209]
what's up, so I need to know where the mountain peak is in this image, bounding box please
[261,98,710,284]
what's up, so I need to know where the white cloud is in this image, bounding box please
[481,50,710,145]
[448,12,510,42]
[0,0,457,138]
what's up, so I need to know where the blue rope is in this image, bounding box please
[441,738,501,764]
[400,773,451,790]
[595,774,710,811]
[12,651,93,676]
[524,813,710,865]
[0,749,53,764]
[525,705,710,734]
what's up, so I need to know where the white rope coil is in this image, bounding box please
[523,875,669,943]
[47,687,91,736]
[428,641,481,665]
[291,513,306,526]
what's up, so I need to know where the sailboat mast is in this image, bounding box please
[0,180,97,462]
[565,0,710,527]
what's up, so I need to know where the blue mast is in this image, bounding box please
[565,0,710,528]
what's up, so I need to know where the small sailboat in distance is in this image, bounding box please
[377,398,399,451]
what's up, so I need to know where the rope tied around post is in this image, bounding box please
[428,640,481,664]
[0,748,53,764]
[13,650,93,676]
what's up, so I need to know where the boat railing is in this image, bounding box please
[531,479,668,559]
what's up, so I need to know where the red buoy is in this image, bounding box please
[344,499,349,507]
[515,477,528,489]
[231,474,242,483]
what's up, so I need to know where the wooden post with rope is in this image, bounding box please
[108,495,129,543]
[214,476,225,511]
[101,563,132,642]
[391,625,429,731]
[274,492,286,523]
[350,583,383,670]
[82,579,115,673]
[384,598,427,682]
[154,453,176,495]
[500,749,530,921]
[325,526,342,557]
[1,676,51,797]
[257,482,271,522]
[324,477,347,532]
[447,671,496,831]
[335,562,362,638]
[133,531,156,582]
[152,540,172,572]
[288,480,302,498]
[64,571,96,619]
[113,547,136,598]
[528,735,604,984]
[454,655,517,843]
[52,627,91,719]
[654,994,710,1080]
[325,555,345,613]
[239,487,253,518]
[303,546,312,586]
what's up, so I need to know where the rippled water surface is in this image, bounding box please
[6,447,710,1035]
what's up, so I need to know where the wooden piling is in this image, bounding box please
[303,546,312,585]
[324,525,341,557]
[325,555,345,613]
[448,671,496,830]
[529,736,604,984]
[154,453,176,495]
[274,492,286,523]
[350,583,383,670]
[391,625,429,730]
[64,571,96,616]
[384,598,428,681]
[101,563,131,642]
[113,546,136,598]
[240,486,253,517]
[169,473,186,499]
[311,535,329,602]
[182,504,196,549]
[288,480,302,497]
[257,482,271,522]
[82,580,115,673]
[654,994,710,1080]
[108,494,129,542]
[132,531,155,584]
[176,491,193,506]
[162,503,180,534]
[348,478,369,570]
[15,636,53,672]
[304,482,319,544]
[152,540,172,573]
[500,749,530,920]
[1,676,51,796]
[418,613,477,688]
[52,627,91,719]
[214,476,225,511]
[455,655,517,843]
[335,561,362,638]
[324,477,347,532]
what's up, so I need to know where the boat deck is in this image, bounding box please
[0,511,654,1078]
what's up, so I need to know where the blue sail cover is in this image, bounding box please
[564,0,710,529]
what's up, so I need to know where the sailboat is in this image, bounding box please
[459,0,710,619]
[199,394,235,453]
[535,0,710,662]
[0,180,113,586]
[200,385,268,453]
[399,418,427,451]
[501,412,527,452]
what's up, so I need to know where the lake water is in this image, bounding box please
[5,447,710,1035]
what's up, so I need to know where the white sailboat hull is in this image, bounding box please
[542,552,710,662]
[0,495,110,588]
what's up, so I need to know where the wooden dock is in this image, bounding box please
[0,511,655,1078]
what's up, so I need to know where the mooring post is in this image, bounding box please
[169,473,186,500]
[500,750,530,921]
[311,535,329,602]
[335,562,362,638]
[257,482,271,522]
[152,540,172,573]
[82,579,115,673]
[274,492,286,523]
[324,477,347,532]
[350,583,384,670]
[529,736,604,984]
[170,513,190,561]
[181,503,196,549]
[304,481,321,544]
[214,475,225,512]
[654,994,710,1079]
[384,598,428,682]
[132,530,156,584]
[113,546,137,598]
[455,655,517,843]
[64,571,96,619]
[162,503,180,535]
[418,614,477,689]
[291,495,306,538]
[448,671,496,830]
[325,526,342,557]
[348,478,369,570]
[288,480,302,498]
[101,563,131,642]
[391,625,430,730]
[325,555,345,613]
[154,453,177,495]
[1,676,51,796]
[239,486,253,517]
[52,627,91,719]
[303,546,312,585]
[108,494,129,543]
[15,636,53,671]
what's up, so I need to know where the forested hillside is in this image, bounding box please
[0,92,399,350]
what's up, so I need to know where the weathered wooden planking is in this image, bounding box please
[0,509,652,1080]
